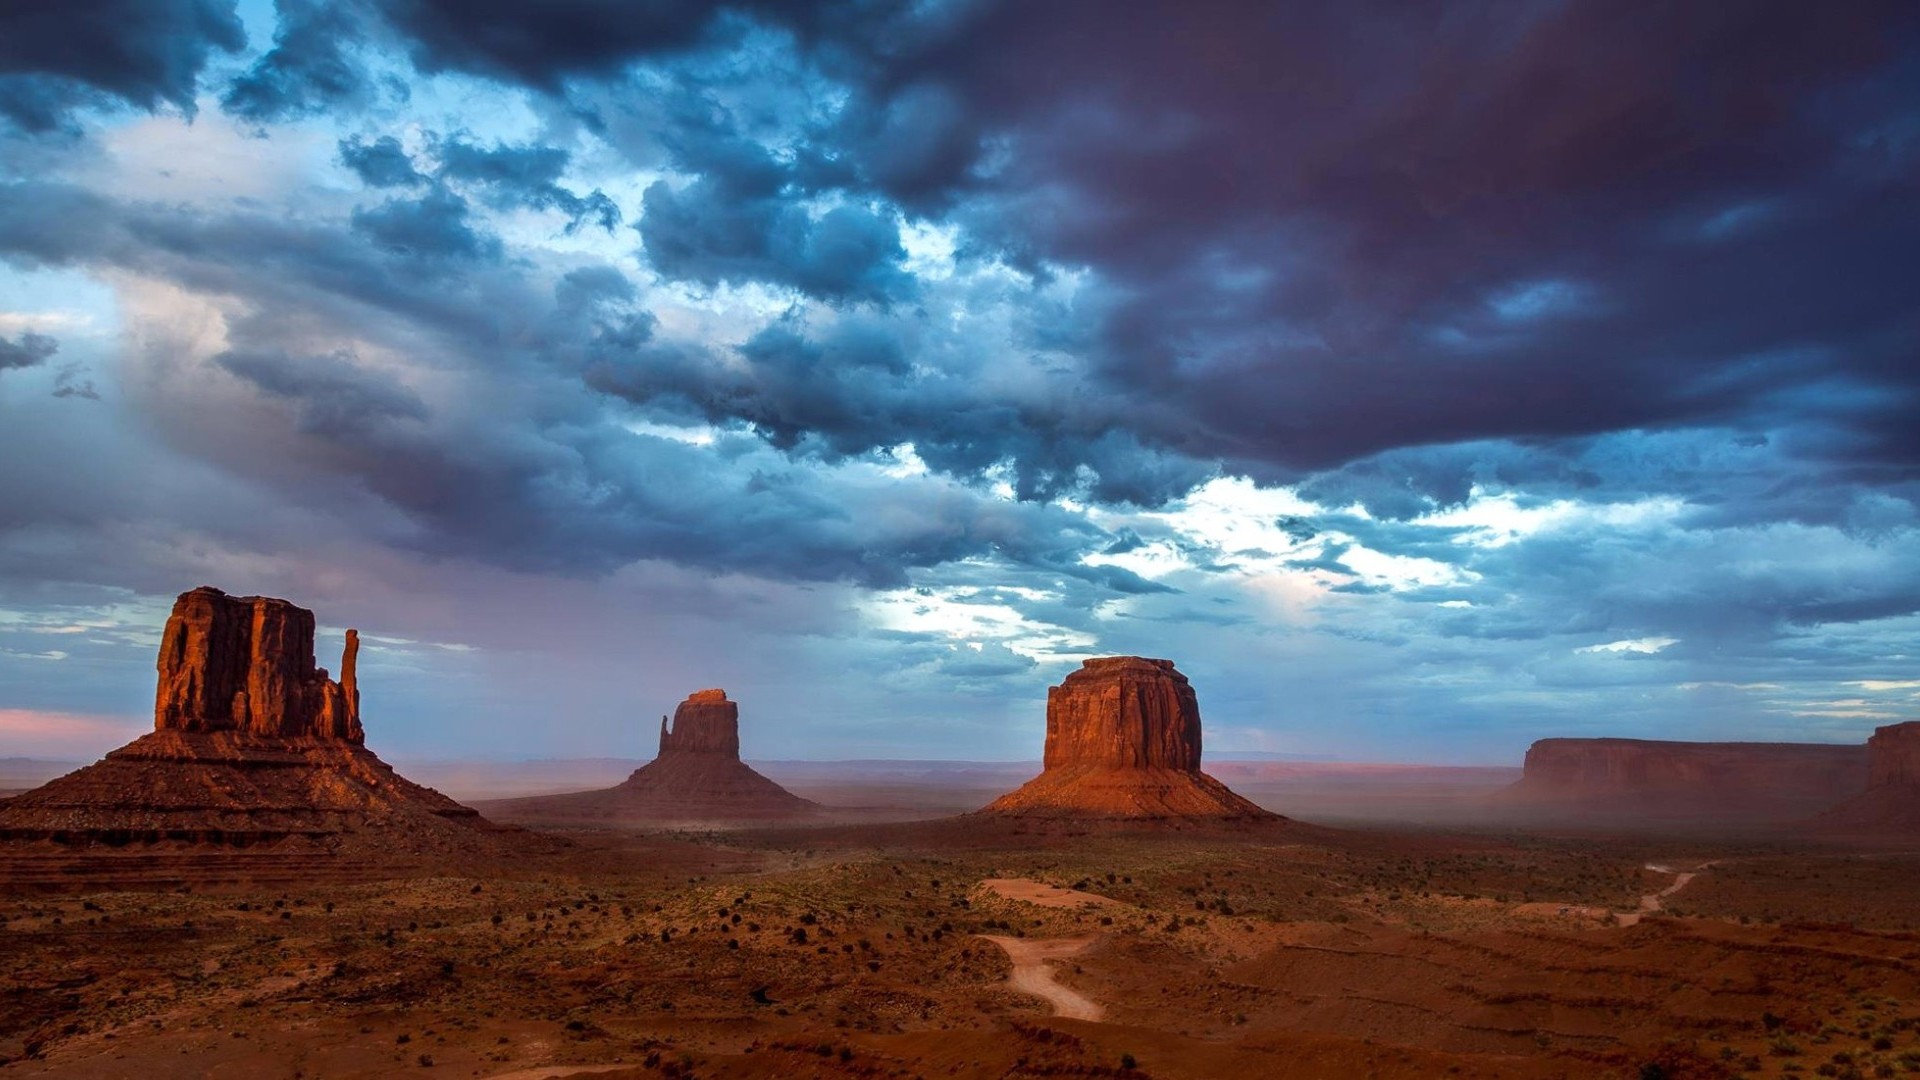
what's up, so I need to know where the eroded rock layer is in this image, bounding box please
[483,690,817,826]
[981,657,1274,820]
[0,587,511,867]
[1499,737,1869,823]
[1817,721,1920,834]
[155,586,363,742]
[657,688,741,757]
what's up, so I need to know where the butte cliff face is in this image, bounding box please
[980,657,1275,820]
[483,689,817,825]
[1500,737,1870,824]
[1817,721,1920,834]
[656,688,741,757]
[154,586,362,742]
[0,587,504,872]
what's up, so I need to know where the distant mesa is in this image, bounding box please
[979,657,1277,820]
[0,586,507,864]
[1816,721,1920,834]
[1498,736,1870,824]
[482,688,818,826]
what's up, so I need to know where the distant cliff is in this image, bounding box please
[1500,737,1869,822]
[1816,721,1920,834]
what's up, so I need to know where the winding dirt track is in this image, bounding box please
[979,934,1105,1021]
[1617,863,1708,927]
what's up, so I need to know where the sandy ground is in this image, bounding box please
[7,821,1920,1078]
[481,1066,637,1080]
[977,934,1105,1022]
[977,877,1123,909]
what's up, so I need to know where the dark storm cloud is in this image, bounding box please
[433,135,620,233]
[215,348,430,436]
[0,0,244,132]
[0,331,58,372]
[888,1,1920,490]
[375,0,733,85]
[586,311,1213,506]
[223,0,383,122]
[317,0,1920,522]
[634,108,914,303]
[339,135,425,187]
[350,187,501,263]
[0,178,1129,591]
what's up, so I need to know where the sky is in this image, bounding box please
[1,1,1917,765]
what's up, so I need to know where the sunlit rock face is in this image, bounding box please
[155,586,362,743]
[981,657,1276,820]
[1042,657,1202,772]
[0,587,501,855]
[656,688,741,758]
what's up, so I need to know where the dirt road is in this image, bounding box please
[978,934,1105,1021]
[1618,863,1707,927]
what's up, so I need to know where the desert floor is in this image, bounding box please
[4,811,1920,1080]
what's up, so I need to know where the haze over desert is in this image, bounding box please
[4,3,1920,1079]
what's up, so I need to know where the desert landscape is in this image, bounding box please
[5,4,1919,1079]
[1,588,1917,1079]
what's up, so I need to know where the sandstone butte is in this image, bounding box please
[484,688,818,825]
[979,656,1275,820]
[1817,720,1920,833]
[1497,736,1871,823]
[0,586,504,860]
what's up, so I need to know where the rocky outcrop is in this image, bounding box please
[482,689,818,826]
[657,688,740,757]
[1500,737,1869,823]
[1042,657,1202,771]
[0,586,508,864]
[1868,721,1920,788]
[980,657,1275,820]
[154,586,361,742]
[1817,721,1920,834]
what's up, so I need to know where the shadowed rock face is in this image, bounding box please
[155,586,362,743]
[982,657,1275,820]
[1868,722,1920,789]
[657,688,741,758]
[1818,721,1920,834]
[1501,737,1869,823]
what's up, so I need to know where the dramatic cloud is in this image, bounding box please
[0,0,244,131]
[1,1,1916,763]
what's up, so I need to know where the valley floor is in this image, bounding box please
[2,819,1919,1079]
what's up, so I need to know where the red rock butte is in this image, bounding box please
[979,657,1275,820]
[483,689,817,825]
[154,585,363,742]
[0,586,505,866]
